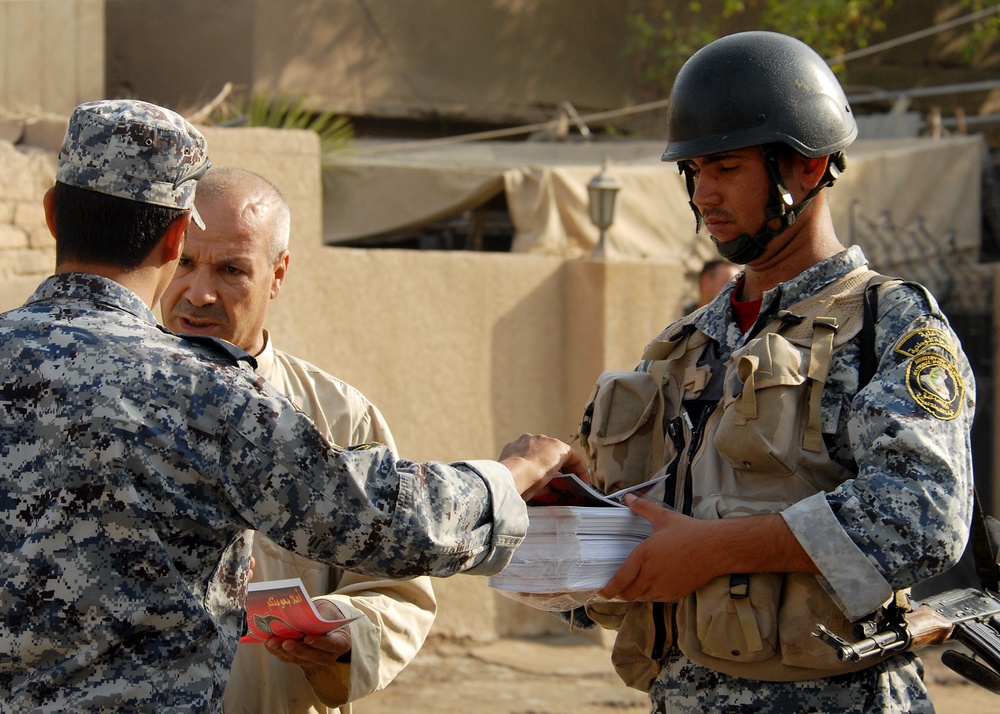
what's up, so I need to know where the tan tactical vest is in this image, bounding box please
[579,267,900,688]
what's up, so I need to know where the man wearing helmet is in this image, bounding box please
[578,32,975,712]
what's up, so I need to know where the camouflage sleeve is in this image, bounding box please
[217,376,528,580]
[783,285,975,620]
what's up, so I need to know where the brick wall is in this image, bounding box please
[0,140,58,310]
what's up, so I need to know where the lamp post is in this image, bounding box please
[587,159,623,258]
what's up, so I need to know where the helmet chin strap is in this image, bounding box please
[680,146,845,265]
[711,209,794,265]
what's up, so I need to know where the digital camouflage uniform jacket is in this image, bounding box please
[590,246,976,713]
[0,274,526,713]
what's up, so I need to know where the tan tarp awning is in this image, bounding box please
[323,136,984,275]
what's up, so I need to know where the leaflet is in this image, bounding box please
[240,577,359,644]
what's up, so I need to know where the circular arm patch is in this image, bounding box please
[905,353,964,420]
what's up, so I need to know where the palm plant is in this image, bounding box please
[198,86,354,165]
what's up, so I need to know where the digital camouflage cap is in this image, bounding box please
[56,99,210,228]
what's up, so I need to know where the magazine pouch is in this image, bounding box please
[577,326,711,497]
[675,570,876,679]
[677,572,781,664]
[577,370,664,498]
[776,573,862,669]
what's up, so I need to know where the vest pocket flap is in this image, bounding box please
[589,371,660,445]
[677,572,781,665]
[777,573,857,670]
[728,333,810,392]
[717,333,812,475]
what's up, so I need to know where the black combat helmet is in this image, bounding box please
[663,31,858,264]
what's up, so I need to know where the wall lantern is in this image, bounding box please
[587,159,623,257]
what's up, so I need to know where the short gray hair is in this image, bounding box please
[195,166,291,263]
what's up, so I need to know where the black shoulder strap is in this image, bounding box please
[859,274,896,391]
[971,491,1000,592]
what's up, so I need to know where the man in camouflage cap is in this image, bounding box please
[0,99,585,712]
[576,33,975,713]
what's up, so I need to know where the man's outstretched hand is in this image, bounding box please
[499,433,588,501]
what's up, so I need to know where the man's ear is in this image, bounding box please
[43,186,57,239]
[270,250,290,300]
[161,211,193,263]
[799,155,829,192]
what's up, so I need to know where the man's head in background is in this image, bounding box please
[697,260,740,308]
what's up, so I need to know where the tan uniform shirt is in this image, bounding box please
[223,333,437,714]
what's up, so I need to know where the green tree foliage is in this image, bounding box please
[961,0,1000,61]
[625,1,1000,90]
[627,0,896,87]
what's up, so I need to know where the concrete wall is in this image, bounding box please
[8,1,999,137]
[101,0,1000,140]
[105,0,638,124]
[104,0,255,113]
[0,0,105,116]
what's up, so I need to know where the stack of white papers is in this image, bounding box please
[488,505,653,594]
[488,473,664,611]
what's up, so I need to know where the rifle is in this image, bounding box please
[814,587,1000,694]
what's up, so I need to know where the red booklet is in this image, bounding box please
[240,577,358,644]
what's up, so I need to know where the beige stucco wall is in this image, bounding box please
[8,1,999,138]
[248,0,635,123]
[0,125,689,640]
[102,1,1000,141]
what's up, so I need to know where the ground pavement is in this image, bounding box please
[353,633,996,713]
